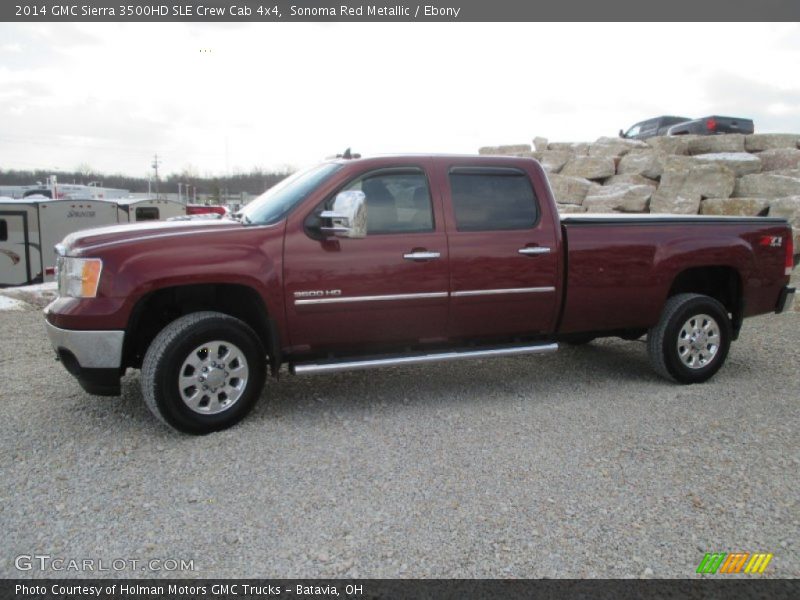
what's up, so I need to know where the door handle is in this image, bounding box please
[518,247,551,256]
[403,251,441,261]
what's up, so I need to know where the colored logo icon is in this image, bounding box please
[696,552,773,574]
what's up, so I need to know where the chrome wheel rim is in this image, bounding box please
[676,313,720,370]
[178,341,249,414]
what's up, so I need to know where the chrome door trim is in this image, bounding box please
[403,251,441,260]
[451,286,556,298]
[518,247,552,256]
[295,291,448,305]
[295,287,556,304]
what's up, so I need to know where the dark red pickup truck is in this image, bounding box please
[45,155,795,434]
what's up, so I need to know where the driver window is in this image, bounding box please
[342,169,434,235]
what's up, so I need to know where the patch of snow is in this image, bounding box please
[12,281,57,293]
[0,295,26,311]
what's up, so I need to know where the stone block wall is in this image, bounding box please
[480,133,800,309]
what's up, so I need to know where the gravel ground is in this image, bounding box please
[0,304,798,579]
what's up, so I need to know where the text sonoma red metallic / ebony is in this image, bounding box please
[44,154,796,433]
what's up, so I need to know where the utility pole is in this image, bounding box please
[151,153,160,199]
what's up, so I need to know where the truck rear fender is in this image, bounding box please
[656,235,754,339]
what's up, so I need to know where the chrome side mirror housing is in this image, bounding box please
[320,190,367,238]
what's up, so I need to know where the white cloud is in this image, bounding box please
[0,22,798,176]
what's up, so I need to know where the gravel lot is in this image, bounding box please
[1,304,798,579]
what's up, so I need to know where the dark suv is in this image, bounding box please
[619,116,691,140]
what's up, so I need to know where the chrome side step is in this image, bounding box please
[290,342,558,375]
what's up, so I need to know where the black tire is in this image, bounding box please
[141,311,266,434]
[647,293,731,384]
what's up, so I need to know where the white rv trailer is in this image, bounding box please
[0,197,121,286]
[0,198,41,287]
[116,197,186,222]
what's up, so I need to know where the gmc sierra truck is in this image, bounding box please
[45,155,795,434]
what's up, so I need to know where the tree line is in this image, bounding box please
[0,167,293,199]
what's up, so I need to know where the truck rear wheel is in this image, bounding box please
[647,293,731,384]
[141,311,266,434]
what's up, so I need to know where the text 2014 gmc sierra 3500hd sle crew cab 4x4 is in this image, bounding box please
[44,155,796,434]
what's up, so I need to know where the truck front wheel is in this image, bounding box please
[647,293,732,384]
[141,311,266,434]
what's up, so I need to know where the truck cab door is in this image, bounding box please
[282,165,449,355]
[440,163,560,341]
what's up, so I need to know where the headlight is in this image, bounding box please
[57,257,103,298]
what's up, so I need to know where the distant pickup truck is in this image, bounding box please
[186,203,228,217]
[44,155,795,434]
[620,115,754,140]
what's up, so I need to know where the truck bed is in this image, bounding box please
[558,213,789,335]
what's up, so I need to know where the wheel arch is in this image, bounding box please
[122,282,281,373]
[666,265,744,339]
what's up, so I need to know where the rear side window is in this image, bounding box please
[0,219,6,241]
[136,207,159,221]
[449,168,538,231]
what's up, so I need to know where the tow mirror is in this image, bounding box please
[618,129,625,138]
[320,190,367,238]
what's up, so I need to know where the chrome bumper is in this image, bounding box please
[44,320,125,369]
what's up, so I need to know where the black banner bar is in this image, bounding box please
[2,0,800,22]
[3,580,800,600]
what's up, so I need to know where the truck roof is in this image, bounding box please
[327,153,538,166]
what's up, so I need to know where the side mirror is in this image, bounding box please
[618,129,625,138]
[320,190,367,238]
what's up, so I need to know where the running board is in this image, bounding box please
[290,342,559,375]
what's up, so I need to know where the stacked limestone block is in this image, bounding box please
[479,133,800,310]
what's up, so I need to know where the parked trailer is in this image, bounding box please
[0,197,120,286]
[0,198,41,287]
[116,198,186,222]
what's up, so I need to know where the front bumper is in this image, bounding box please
[44,320,125,396]
[776,286,796,314]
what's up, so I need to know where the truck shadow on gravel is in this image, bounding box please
[106,337,755,436]
[246,340,662,423]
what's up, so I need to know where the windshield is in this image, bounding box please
[239,162,342,225]
[624,123,641,138]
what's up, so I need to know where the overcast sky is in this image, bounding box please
[1,22,799,179]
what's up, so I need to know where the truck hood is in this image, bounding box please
[61,218,244,256]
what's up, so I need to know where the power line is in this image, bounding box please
[152,153,160,198]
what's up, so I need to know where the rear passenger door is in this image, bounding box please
[441,164,559,340]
